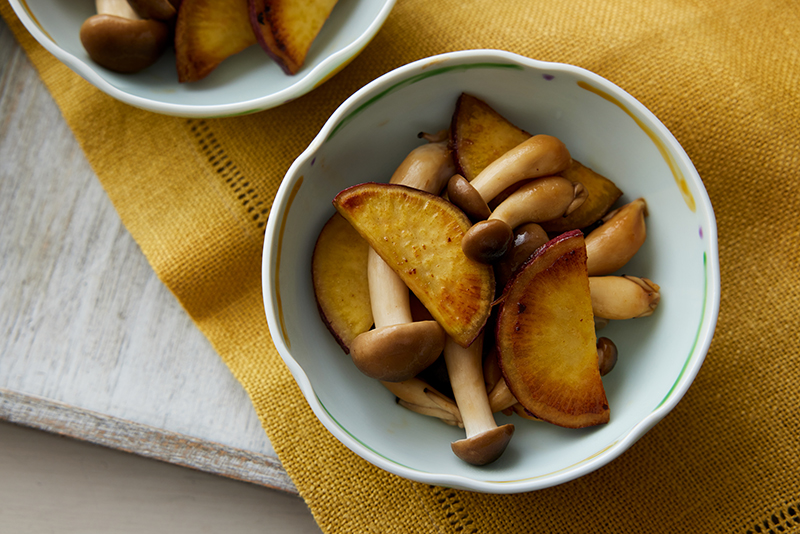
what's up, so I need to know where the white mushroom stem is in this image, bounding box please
[488,378,517,414]
[445,333,514,465]
[97,0,140,18]
[446,334,495,437]
[349,138,454,382]
[348,252,444,381]
[585,198,648,276]
[383,377,463,427]
[590,275,661,319]
[488,176,586,228]
[469,135,572,203]
[397,400,462,427]
[370,137,454,323]
[381,377,462,423]
[389,136,455,192]
[368,250,413,327]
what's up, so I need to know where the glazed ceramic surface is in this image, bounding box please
[9,0,395,117]
[264,50,720,493]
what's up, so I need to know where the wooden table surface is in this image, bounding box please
[1,16,319,532]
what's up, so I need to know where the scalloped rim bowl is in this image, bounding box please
[262,50,720,493]
[9,0,396,118]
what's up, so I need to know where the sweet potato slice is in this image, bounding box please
[496,230,609,428]
[333,183,494,347]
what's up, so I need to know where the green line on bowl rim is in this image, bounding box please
[318,392,624,484]
[326,62,524,141]
[656,252,709,409]
[319,384,626,484]
[315,393,418,471]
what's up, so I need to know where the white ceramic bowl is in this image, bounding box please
[262,50,720,493]
[9,0,395,118]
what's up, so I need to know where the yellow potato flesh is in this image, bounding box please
[251,0,339,74]
[451,93,531,181]
[311,213,373,353]
[334,183,494,348]
[175,0,256,83]
[497,231,609,428]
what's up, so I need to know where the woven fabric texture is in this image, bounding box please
[3,0,799,532]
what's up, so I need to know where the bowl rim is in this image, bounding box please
[8,0,397,118]
[263,49,721,493]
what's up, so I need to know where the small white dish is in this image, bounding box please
[262,50,720,493]
[9,0,396,117]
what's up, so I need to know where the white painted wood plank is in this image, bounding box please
[0,17,292,492]
[0,420,321,534]
[0,389,294,492]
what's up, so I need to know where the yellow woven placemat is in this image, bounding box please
[4,1,799,532]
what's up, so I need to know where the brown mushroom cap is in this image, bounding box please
[349,321,445,382]
[462,219,513,264]
[495,222,549,290]
[447,174,491,221]
[597,337,618,376]
[126,0,177,21]
[79,14,169,74]
[451,424,515,466]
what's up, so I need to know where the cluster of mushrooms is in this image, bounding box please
[80,0,178,74]
[324,129,659,466]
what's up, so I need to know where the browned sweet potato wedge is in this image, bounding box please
[450,93,622,231]
[496,230,609,428]
[333,182,494,348]
[175,0,257,82]
[450,93,531,181]
[248,0,338,75]
[312,213,373,353]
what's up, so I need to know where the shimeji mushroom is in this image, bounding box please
[488,377,516,414]
[382,377,463,427]
[446,174,492,222]
[444,333,514,465]
[468,135,572,202]
[447,135,572,219]
[590,275,661,320]
[461,176,587,263]
[596,337,618,376]
[585,198,648,276]
[349,252,446,381]
[494,222,550,290]
[80,0,170,74]
[488,176,586,229]
[445,136,573,263]
[349,137,455,382]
